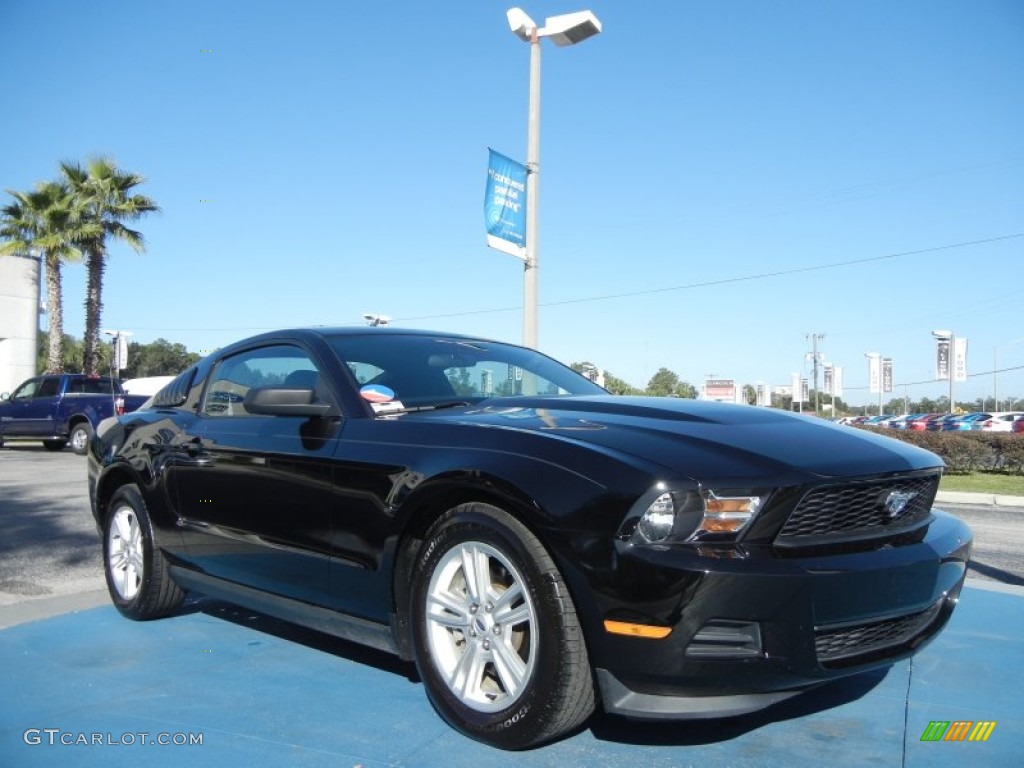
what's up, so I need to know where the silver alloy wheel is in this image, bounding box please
[424,541,538,713]
[70,426,89,452]
[107,506,144,600]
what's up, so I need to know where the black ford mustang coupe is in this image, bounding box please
[88,328,972,749]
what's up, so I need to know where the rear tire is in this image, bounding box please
[103,484,184,620]
[42,439,67,452]
[69,422,92,455]
[410,502,595,749]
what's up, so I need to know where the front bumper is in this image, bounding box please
[581,510,971,719]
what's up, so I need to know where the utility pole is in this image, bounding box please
[807,333,825,414]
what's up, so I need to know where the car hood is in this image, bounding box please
[419,396,941,484]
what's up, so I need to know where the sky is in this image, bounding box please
[2,0,1022,409]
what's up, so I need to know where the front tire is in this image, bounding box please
[103,484,184,620]
[410,502,594,749]
[69,422,92,455]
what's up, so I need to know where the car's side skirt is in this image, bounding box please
[168,566,399,656]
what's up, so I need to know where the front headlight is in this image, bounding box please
[636,492,676,542]
[626,486,766,544]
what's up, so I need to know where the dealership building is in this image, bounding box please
[0,251,40,395]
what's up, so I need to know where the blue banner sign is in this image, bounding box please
[484,148,527,258]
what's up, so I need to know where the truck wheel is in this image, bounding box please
[43,439,68,452]
[103,484,185,620]
[69,422,92,455]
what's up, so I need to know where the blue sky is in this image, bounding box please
[2,0,1022,408]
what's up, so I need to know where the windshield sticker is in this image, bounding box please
[360,384,395,403]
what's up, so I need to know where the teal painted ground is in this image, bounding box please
[1,583,1019,767]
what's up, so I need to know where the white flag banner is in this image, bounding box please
[868,355,881,394]
[953,337,968,382]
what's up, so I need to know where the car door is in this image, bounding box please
[171,343,345,606]
[0,376,60,435]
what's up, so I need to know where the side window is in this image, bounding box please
[202,345,328,417]
[12,378,41,400]
[35,378,61,398]
[80,378,116,395]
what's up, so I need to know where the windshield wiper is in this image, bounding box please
[378,401,473,415]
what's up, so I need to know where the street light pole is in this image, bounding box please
[993,336,1024,411]
[524,26,541,349]
[507,7,602,350]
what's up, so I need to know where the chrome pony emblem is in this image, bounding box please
[883,490,917,519]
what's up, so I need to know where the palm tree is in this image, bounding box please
[0,181,92,372]
[61,158,159,375]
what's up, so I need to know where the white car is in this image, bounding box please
[119,376,176,397]
[977,411,1024,431]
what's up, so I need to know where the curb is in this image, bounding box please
[935,490,1024,508]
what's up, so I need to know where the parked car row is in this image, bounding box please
[837,412,1024,433]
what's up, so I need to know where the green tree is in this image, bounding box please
[447,367,474,397]
[674,380,697,399]
[36,331,112,374]
[60,158,159,375]
[122,338,200,378]
[1,181,93,372]
[646,367,679,397]
[605,372,643,395]
[570,362,643,395]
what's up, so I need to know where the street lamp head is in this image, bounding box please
[542,10,602,46]
[932,329,952,339]
[507,7,602,46]
[507,8,537,41]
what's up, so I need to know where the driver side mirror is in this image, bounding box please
[243,387,333,418]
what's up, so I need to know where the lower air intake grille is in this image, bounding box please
[815,600,943,667]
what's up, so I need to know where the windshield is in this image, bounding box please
[327,333,606,409]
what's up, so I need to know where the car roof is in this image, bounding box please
[205,327,499,360]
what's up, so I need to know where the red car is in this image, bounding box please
[907,413,944,431]
[1012,415,1024,433]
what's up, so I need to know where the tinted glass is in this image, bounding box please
[36,378,61,397]
[203,345,327,417]
[11,379,40,399]
[327,334,605,408]
[67,377,118,395]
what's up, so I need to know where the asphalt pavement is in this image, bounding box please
[1,443,1022,766]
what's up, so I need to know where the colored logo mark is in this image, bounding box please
[920,720,996,742]
[360,384,395,403]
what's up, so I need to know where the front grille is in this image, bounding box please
[776,473,938,544]
[815,600,944,668]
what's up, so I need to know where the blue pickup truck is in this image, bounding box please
[0,374,149,454]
